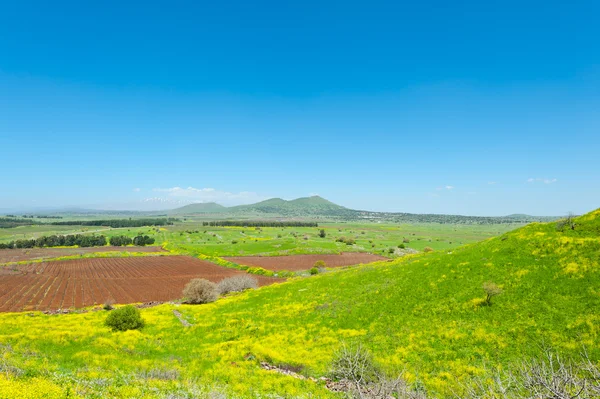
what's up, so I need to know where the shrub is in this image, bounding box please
[183,278,218,304]
[423,246,434,252]
[329,343,380,384]
[403,238,410,243]
[309,267,319,275]
[398,243,405,249]
[318,229,326,238]
[314,260,326,268]
[246,267,275,276]
[217,275,258,295]
[104,305,145,331]
[388,248,395,254]
[482,281,502,305]
[103,298,114,311]
[231,240,238,244]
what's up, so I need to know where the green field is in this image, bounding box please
[0,220,523,259]
[0,210,598,398]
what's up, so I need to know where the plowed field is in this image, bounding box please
[0,256,280,312]
[0,246,166,264]
[224,252,387,271]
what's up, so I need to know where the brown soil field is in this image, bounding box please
[0,246,166,264]
[0,256,280,312]
[224,252,387,271]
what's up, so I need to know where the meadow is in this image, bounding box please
[0,211,597,398]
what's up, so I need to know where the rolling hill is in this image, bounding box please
[168,202,227,214]
[1,209,598,398]
[167,195,557,224]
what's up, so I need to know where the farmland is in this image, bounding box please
[0,256,280,312]
[0,245,165,264]
[0,209,597,398]
[225,252,387,271]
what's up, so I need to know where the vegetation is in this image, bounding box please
[217,275,258,295]
[104,305,145,331]
[51,218,178,228]
[202,221,318,227]
[0,209,597,397]
[182,278,219,304]
[0,234,107,249]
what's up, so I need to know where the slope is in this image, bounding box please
[0,210,599,398]
[168,202,227,214]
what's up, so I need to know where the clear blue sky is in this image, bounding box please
[1,0,598,215]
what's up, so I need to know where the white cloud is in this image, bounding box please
[436,185,455,191]
[488,181,497,185]
[527,178,557,184]
[151,186,267,206]
[133,188,141,192]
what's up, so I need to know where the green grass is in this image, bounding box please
[0,218,521,257]
[0,210,598,398]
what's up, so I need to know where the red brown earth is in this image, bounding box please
[0,256,280,312]
[0,246,166,264]
[224,252,387,271]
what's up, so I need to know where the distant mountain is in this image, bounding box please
[228,195,347,216]
[169,202,227,214]
[165,196,559,224]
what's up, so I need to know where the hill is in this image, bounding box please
[1,209,598,397]
[167,196,556,224]
[229,195,348,217]
[168,202,227,214]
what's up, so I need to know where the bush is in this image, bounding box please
[309,267,319,275]
[318,229,326,238]
[423,246,434,252]
[217,275,258,295]
[246,267,275,276]
[388,248,395,254]
[105,305,145,331]
[103,298,114,311]
[397,243,405,249]
[314,260,326,268]
[183,278,218,304]
[330,343,380,384]
[403,238,410,243]
[482,281,502,305]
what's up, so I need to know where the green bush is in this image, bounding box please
[398,243,405,249]
[246,267,275,276]
[105,305,145,331]
[309,267,319,275]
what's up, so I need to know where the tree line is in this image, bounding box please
[50,218,179,228]
[0,234,157,249]
[109,235,155,246]
[201,221,318,227]
[0,234,107,249]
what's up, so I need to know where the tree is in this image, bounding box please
[482,281,502,306]
[319,229,326,238]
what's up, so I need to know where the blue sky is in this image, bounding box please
[1,0,598,215]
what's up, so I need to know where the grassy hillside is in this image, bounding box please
[0,210,598,398]
[228,195,348,217]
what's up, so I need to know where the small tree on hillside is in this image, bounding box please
[319,229,326,238]
[482,281,502,306]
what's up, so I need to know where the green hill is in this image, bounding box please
[228,195,349,217]
[1,209,598,397]
[168,202,227,214]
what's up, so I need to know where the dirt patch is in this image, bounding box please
[0,246,166,264]
[224,252,387,272]
[0,256,280,313]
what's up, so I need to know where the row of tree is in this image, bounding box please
[109,235,156,246]
[0,234,107,249]
[50,218,178,228]
[201,221,318,227]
